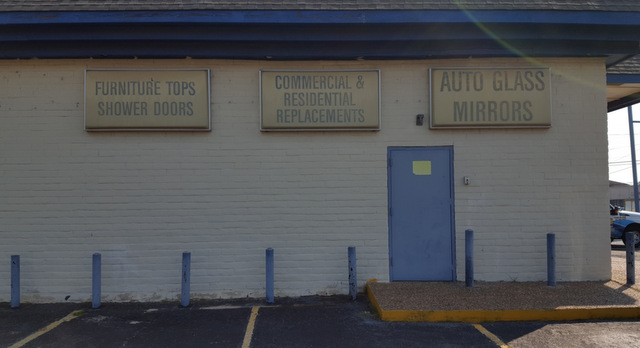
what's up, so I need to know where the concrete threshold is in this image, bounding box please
[366,279,640,322]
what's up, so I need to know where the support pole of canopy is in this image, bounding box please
[628,106,640,212]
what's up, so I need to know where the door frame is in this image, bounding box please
[387,146,456,281]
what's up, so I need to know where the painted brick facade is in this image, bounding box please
[0,58,610,302]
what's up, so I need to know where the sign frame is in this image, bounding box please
[429,67,552,129]
[259,69,381,132]
[84,68,211,131]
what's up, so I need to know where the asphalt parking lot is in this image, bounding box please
[2,297,501,348]
[2,243,640,348]
[4,295,640,348]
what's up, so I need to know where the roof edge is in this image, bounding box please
[1,9,639,26]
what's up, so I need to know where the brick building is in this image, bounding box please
[1,1,640,302]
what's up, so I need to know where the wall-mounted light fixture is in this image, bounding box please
[416,114,424,126]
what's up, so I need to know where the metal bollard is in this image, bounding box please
[547,233,556,286]
[181,252,191,307]
[11,255,20,308]
[627,233,636,285]
[465,229,473,287]
[92,253,101,309]
[266,248,274,303]
[348,246,357,301]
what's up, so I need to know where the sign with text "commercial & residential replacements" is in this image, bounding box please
[260,70,380,131]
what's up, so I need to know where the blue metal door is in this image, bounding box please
[388,147,455,281]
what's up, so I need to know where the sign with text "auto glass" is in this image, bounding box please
[85,69,211,131]
[260,70,380,131]
[430,67,551,128]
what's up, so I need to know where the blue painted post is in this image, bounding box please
[181,252,191,307]
[11,255,20,308]
[628,106,640,213]
[92,253,101,309]
[547,233,556,286]
[465,229,473,287]
[626,233,636,285]
[266,248,274,304]
[348,246,357,301]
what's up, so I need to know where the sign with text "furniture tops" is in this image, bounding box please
[85,69,211,131]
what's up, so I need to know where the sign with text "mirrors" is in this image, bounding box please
[430,67,551,129]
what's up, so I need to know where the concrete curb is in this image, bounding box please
[366,280,640,323]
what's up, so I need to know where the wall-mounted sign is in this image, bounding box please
[85,69,211,131]
[429,68,551,129]
[260,70,380,131]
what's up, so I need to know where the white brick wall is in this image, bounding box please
[0,58,610,302]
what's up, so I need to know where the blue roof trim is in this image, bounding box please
[1,10,639,26]
[0,9,638,62]
[608,74,640,84]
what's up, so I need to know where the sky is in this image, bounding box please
[608,104,640,185]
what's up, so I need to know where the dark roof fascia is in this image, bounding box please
[608,93,640,112]
[2,9,640,26]
[1,9,639,61]
[1,0,639,13]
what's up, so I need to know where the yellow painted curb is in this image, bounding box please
[365,281,640,323]
[375,307,640,323]
[365,279,383,318]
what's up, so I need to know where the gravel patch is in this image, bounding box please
[369,281,640,311]
[369,245,640,311]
